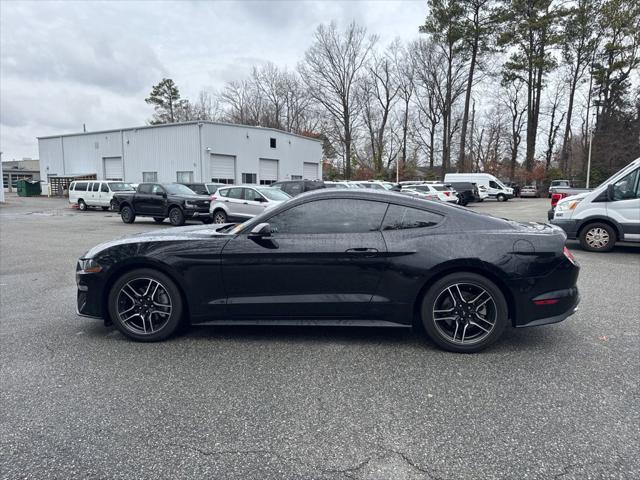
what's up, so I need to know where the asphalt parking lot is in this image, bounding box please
[1,194,638,480]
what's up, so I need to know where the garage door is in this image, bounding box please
[103,157,123,180]
[303,162,319,180]
[259,159,278,184]
[211,154,236,183]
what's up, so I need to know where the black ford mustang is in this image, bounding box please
[76,189,580,352]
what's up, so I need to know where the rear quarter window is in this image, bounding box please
[382,205,443,230]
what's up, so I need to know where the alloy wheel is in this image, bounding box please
[213,211,227,223]
[116,278,172,336]
[585,227,609,249]
[432,282,497,345]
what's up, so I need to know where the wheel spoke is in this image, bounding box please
[122,284,141,300]
[461,323,468,343]
[434,316,456,322]
[446,287,458,306]
[150,309,171,317]
[434,307,454,314]
[452,322,459,341]
[469,320,490,333]
[121,311,141,324]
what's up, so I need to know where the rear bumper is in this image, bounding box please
[516,288,580,328]
[550,218,580,239]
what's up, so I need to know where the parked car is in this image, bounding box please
[444,173,513,201]
[209,185,291,223]
[548,179,571,198]
[111,183,212,226]
[324,181,350,189]
[402,183,458,203]
[181,182,224,196]
[400,187,438,201]
[520,185,540,198]
[551,158,640,252]
[271,179,325,196]
[444,182,480,206]
[76,189,580,353]
[69,180,135,211]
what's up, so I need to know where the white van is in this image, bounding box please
[69,180,135,211]
[444,173,513,201]
[551,158,640,252]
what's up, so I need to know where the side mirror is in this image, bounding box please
[606,184,615,201]
[249,223,272,237]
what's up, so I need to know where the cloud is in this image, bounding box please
[0,0,426,161]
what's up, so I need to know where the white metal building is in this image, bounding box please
[37,121,323,188]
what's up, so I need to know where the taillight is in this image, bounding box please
[210,195,217,200]
[534,299,559,306]
[551,192,567,207]
[444,191,450,196]
[563,246,577,265]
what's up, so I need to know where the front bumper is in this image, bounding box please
[184,207,211,219]
[550,218,580,239]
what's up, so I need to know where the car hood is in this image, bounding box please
[82,224,234,258]
[557,191,590,204]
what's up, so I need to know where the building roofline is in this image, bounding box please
[37,121,324,143]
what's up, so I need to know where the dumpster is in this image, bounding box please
[16,179,42,197]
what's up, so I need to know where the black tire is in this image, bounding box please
[107,268,184,342]
[101,206,109,211]
[169,207,185,226]
[421,272,508,353]
[110,200,117,211]
[201,217,214,224]
[212,209,227,224]
[120,205,135,224]
[153,217,165,224]
[477,198,484,202]
[579,222,616,252]
[497,193,506,202]
[78,199,87,211]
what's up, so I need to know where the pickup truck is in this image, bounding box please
[547,187,592,220]
[112,182,213,226]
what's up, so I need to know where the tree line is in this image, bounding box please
[145,0,640,186]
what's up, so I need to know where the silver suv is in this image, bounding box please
[209,185,291,223]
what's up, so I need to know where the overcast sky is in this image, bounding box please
[0,0,426,161]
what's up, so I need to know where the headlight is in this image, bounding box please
[185,200,198,207]
[555,199,582,214]
[78,258,102,274]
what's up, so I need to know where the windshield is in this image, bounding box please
[108,182,134,191]
[165,184,197,195]
[257,187,291,201]
[432,185,448,191]
[205,183,223,194]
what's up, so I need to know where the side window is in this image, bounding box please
[489,181,499,189]
[382,205,443,231]
[244,189,263,202]
[138,184,152,194]
[76,182,88,191]
[612,169,639,201]
[151,184,165,195]
[218,189,229,197]
[288,182,303,196]
[268,199,387,234]
[227,188,244,199]
[92,183,99,192]
[70,182,77,191]
[101,183,109,193]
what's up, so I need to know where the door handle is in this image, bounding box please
[345,247,378,254]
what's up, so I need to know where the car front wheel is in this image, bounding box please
[78,199,87,211]
[107,268,184,341]
[497,194,507,202]
[421,272,508,353]
[579,222,616,252]
[169,207,185,226]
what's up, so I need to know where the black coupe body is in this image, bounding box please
[77,189,579,352]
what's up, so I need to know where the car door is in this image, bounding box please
[133,184,158,215]
[99,182,110,206]
[607,167,640,241]
[243,188,268,216]
[225,187,250,218]
[221,198,389,319]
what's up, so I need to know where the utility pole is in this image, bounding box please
[586,129,593,189]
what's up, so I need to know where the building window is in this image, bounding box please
[291,175,303,180]
[260,179,276,185]
[142,171,158,182]
[211,178,234,184]
[242,173,257,184]
[270,138,277,148]
[176,171,194,183]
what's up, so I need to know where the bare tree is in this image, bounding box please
[544,81,567,170]
[501,80,527,180]
[299,22,377,179]
[391,40,416,178]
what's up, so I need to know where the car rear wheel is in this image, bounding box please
[579,222,616,252]
[78,199,87,211]
[110,200,117,211]
[213,209,227,224]
[421,272,508,353]
[169,207,185,226]
[120,206,135,224]
[108,268,184,341]
[153,217,165,224]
